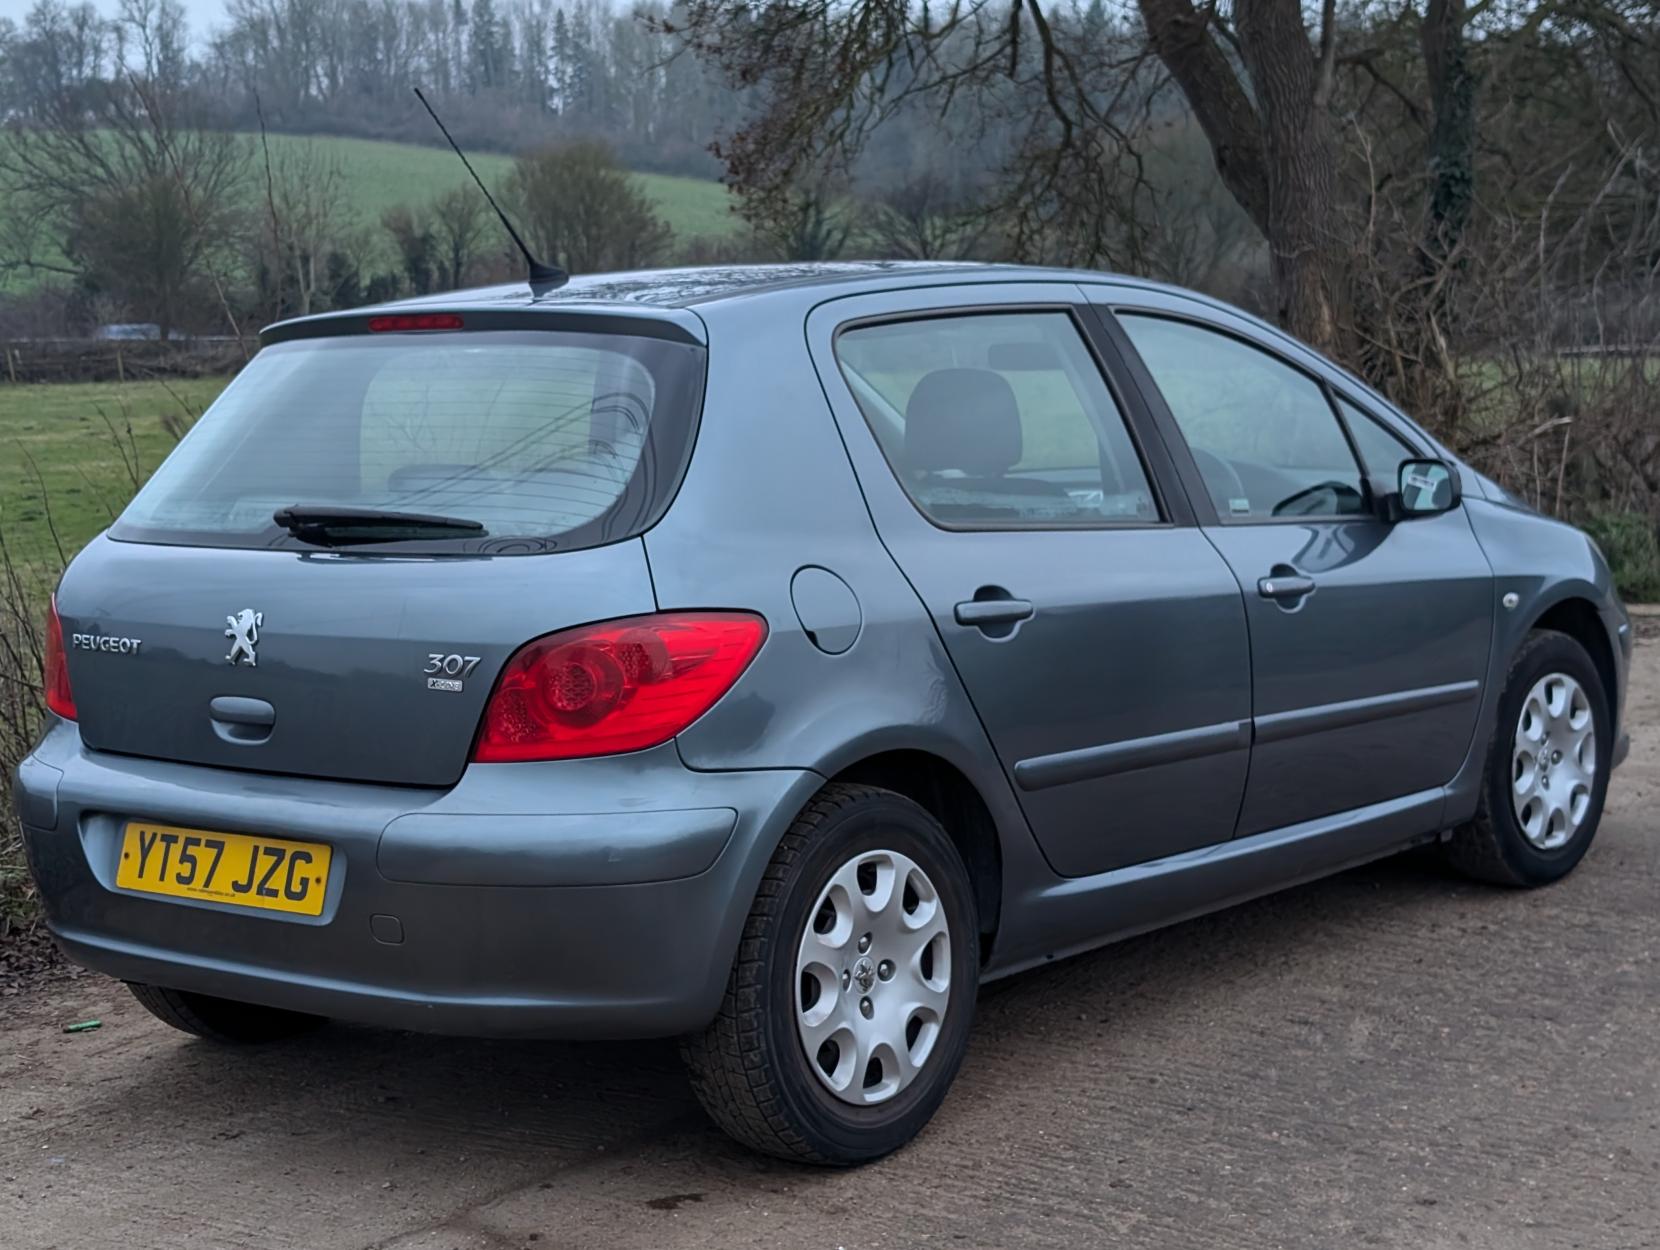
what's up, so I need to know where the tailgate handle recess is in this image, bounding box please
[209,696,276,744]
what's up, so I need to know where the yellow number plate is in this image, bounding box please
[116,822,333,917]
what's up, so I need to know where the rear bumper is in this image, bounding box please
[15,721,821,1039]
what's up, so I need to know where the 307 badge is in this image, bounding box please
[425,652,481,692]
[115,822,333,917]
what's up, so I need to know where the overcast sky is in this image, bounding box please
[0,0,231,37]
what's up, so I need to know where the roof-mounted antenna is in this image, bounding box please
[413,86,568,295]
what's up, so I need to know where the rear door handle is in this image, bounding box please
[954,598,1035,627]
[1258,574,1316,601]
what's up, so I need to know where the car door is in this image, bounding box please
[806,283,1252,878]
[1095,292,1494,836]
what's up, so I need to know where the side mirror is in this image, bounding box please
[1376,458,1461,521]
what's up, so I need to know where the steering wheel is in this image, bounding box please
[1271,480,1366,517]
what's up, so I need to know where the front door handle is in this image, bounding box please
[954,598,1035,627]
[1258,574,1316,601]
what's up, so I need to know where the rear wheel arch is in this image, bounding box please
[824,750,1003,964]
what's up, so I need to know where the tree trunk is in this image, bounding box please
[1137,0,1270,232]
[1137,0,1344,352]
[1234,0,1342,351]
[1396,0,1476,426]
[1420,0,1476,280]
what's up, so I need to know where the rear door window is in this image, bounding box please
[113,328,705,554]
[833,311,1158,526]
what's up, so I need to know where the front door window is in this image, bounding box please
[1118,315,1366,521]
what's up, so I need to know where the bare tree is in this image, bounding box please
[427,185,496,290]
[863,173,989,261]
[660,0,1163,279]
[255,135,356,318]
[382,204,436,295]
[0,1,246,338]
[665,0,1655,382]
[753,182,851,261]
[503,142,672,274]
[375,184,506,298]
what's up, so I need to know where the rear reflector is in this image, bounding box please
[367,313,464,333]
[43,594,76,720]
[473,613,767,762]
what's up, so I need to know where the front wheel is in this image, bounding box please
[1444,629,1612,886]
[682,783,979,1165]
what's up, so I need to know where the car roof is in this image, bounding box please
[364,262,1036,311]
[264,260,1221,347]
[273,260,1226,321]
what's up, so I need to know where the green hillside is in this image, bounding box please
[0,133,738,292]
[250,133,738,241]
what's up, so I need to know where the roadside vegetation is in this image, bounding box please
[1584,512,1660,603]
[0,377,217,932]
[1,539,49,934]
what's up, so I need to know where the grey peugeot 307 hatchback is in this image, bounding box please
[16,262,1631,1164]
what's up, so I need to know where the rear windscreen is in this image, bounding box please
[112,328,705,554]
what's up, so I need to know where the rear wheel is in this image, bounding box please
[1444,629,1611,886]
[682,783,979,1165]
[127,983,323,1044]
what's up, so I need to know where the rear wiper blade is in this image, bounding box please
[273,505,487,546]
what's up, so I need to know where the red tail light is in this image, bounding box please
[43,595,76,720]
[473,612,767,762]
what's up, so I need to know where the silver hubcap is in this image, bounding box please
[1512,671,1596,851]
[794,849,951,1106]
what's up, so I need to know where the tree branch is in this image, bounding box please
[1313,0,1338,109]
[1135,0,1269,234]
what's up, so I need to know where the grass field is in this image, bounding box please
[250,134,739,241]
[0,132,738,292]
[0,377,228,562]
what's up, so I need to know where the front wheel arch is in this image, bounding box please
[1444,628,1612,887]
[1530,595,1619,717]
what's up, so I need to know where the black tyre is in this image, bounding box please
[682,783,979,1165]
[127,983,324,1044]
[1444,629,1612,887]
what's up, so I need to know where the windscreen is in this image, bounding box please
[112,328,705,554]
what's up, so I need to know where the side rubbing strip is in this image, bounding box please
[1253,680,1481,745]
[1014,720,1251,792]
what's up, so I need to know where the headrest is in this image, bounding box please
[904,368,1022,476]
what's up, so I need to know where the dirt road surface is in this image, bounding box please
[4,639,1658,1250]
